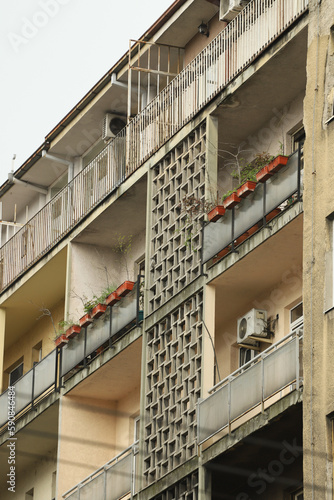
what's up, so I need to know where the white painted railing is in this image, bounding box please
[197,329,303,445]
[0,0,308,292]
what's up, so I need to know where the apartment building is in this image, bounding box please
[0,0,333,499]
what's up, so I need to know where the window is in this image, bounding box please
[239,347,257,367]
[293,128,305,171]
[292,489,303,500]
[290,302,303,331]
[9,362,23,386]
[32,341,42,366]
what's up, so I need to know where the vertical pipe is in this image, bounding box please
[296,333,300,390]
[127,40,132,123]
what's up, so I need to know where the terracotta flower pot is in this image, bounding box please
[268,155,289,173]
[91,303,107,319]
[223,192,241,209]
[79,313,93,328]
[116,281,135,297]
[235,232,249,246]
[55,334,68,348]
[208,205,225,222]
[106,291,120,306]
[256,166,272,183]
[237,181,257,199]
[65,325,81,339]
[213,246,231,263]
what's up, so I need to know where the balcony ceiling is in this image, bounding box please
[72,174,147,247]
[215,26,308,149]
[214,214,303,331]
[0,403,59,492]
[2,248,67,350]
[68,337,142,401]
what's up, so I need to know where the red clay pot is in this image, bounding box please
[106,291,120,306]
[237,181,257,199]
[65,325,81,339]
[79,314,93,328]
[91,303,107,319]
[116,281,135,297]
[256,166,272,183]
[208,205,225,222]
[223,192,241,209]
[268,155,289,173]
[55,334,68,348]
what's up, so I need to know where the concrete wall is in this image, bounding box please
[2,300,64,391]
[303,0,334,498]
[184,14,226,66]
[68,231,145,321]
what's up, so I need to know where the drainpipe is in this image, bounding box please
[41,150,74,182]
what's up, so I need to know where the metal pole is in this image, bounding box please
[263,182,267,227]
[83,328,87,368]
[109,306,113,349]
[297,141,301,201]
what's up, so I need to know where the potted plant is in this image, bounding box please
[237,180,257,198]
[55,334,68,348]
[267,154,289,173]
[106,291,120,306]
[116,281,135,297]
[223,191,241,209]
[256,165,273,183]
[79,313,93,328]
[91,303,108,319]
[65,324,81,339]
[208,205,225,222]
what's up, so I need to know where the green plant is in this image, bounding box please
[113,233,133,280]
[82,284,116,314]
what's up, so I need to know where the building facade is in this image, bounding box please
[0,0,333,499]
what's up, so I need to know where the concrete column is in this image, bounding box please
[202,284,216,397]
[205,114,219,206]
[198,461,212,500]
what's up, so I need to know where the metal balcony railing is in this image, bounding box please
[0,0,309,293]
[0,285,141,429]
[197,329,303,445]
[62,444,136,500]
[202,150,302,265]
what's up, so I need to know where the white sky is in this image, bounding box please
[0,0,173,186]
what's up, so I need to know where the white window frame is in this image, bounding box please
[290,301,303,331]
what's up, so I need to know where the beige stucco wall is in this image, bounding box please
[215,273,302,380]
[303,0,334,498]
[184,13,227,66]
[2,299,64,391]
[2,449,57,500]
[57,395,117,498]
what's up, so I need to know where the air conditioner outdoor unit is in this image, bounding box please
[220,0,249,22]
[102,113,126,141]
[237,308,267,345]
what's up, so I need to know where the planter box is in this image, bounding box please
[237,181,257,199]
[79,313,93,328]
[268,155,289,173]
[65,325,81,339]
[235,231,249,246]
[91,303,107,319]
[266,208,281,223]
[208,205,225,222]
[213,246,231,263]
[106,291,120,306]
[223,192,241,209]
[256,165,272,183]
[116,281,135,297]
[55,334,68,348]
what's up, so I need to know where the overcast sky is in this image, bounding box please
[0,0,173,186]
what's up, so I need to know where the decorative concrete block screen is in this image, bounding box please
[149,123,206,313]
[151,472,198,500]
[144,293,203,485]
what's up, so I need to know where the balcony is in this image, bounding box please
[197,329,303,445]
[0,285,140,431]
[62,444,136,500]
[202,151,302,265]
[0,0,308,294]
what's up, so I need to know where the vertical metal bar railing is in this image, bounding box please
[0,0,309,293]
